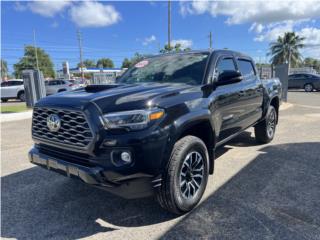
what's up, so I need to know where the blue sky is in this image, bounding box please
[2,1,320,73]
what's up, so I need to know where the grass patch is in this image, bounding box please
[1,104,29,113]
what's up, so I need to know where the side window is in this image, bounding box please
[1,82,8,87]
[303,74,311,79]
[49,81,57,86]
[216,58,236,75]
[12,81,23,86]
[237,59,255,77]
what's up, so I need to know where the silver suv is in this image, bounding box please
[45,80,77,95]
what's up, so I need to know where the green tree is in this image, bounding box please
[77,59,96,68]
[121,58,131,68]
[303,57,320,72]
[160,43,191,53]
[96,58,114,68]
[121,53,153,68]
[13,45,55,78]
[1,59,8,79]
[268,32,305,67]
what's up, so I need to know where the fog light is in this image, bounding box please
[121,151,132,163]
[111,150,133,167]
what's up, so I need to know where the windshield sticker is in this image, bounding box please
[135,60,149,68]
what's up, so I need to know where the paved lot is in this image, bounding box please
[1,92,320,240]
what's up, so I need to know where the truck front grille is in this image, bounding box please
[32,107,93,148]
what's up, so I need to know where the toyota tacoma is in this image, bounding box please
[29,50,281,214]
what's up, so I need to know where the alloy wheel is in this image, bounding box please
[179,151,204,199]
[267,109,276,138]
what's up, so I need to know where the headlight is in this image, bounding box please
[103,108,164,130]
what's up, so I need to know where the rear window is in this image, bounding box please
[237,59,255,76]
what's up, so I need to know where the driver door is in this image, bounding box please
[209,56,244,142]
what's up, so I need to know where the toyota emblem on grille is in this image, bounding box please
[47,114,61,132]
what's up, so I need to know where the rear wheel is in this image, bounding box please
[254,105,277,144]
[304,83,314,92]
[18,91,25,102]
[156,136,209,214]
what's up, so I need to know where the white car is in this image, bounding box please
[1,79,25,102]
[45,80,77,95]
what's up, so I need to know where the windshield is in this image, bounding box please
[118,53,209,85]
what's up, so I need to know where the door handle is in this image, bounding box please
[222,114,234,121]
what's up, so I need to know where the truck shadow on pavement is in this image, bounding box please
[1,167,175,239]
[161,142,320,240]
[2,141,320,239]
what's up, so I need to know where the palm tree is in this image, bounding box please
[268,32,305,68]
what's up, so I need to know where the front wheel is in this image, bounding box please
[156,136,209,214]
[304,83,314,92]
[254,105,277,144]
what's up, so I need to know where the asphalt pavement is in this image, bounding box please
[1,92,320,240]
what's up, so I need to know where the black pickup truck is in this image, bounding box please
[29,50,281,214]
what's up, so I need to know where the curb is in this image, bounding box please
[1,111,33,123]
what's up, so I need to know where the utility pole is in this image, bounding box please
[209,31,212,49]
[288,46,292,73]
[168,0,171,49]
[33,30,40,73]
[77,29,84,80]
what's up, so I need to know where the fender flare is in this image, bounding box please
[163,109,216,174]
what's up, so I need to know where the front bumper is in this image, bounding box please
[29,147,161,199]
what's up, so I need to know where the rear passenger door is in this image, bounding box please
[236,58,263,128]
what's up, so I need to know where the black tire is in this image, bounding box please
[304,83,314,92]
[254,105,277,144]
[1,98,8,102]
[156,135,209,214]
[18,91,25,102]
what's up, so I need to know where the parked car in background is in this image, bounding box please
[288,73,320,92]
[45,80,77,95]
[68,79,83,89]
[1,79,25,102]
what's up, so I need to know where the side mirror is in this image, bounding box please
[216,70,243,86]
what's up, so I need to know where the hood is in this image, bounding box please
[36,83,203,113]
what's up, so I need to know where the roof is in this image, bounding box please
[150,49,252,60]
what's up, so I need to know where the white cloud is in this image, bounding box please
[180,0,320,25]
[249,23,264,33]
[171,39,193,49]
[254,21,295,42]
[28,0,72,17]
[14,2,27,12]
[180,0,320,59]
[51,21,59,28]
[299,27,320,59]
[70,1,121,27]
[143,35,156,46]
[298,27,320,45]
